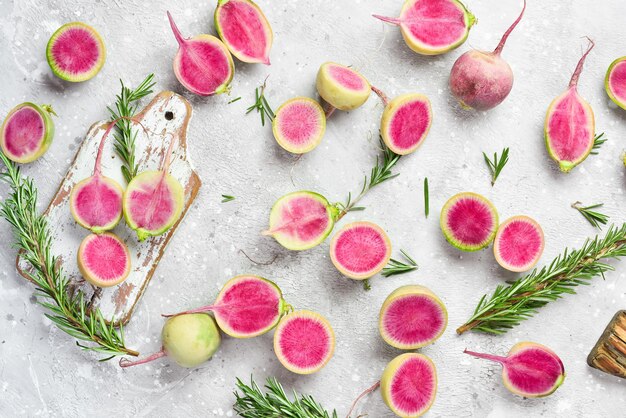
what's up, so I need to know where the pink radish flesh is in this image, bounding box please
[271,196,329,241]
[2,107,44,158]
[441,193,498,250]
[50,28,99,74]
[168,12,233,96]
[127,179,176,230]
[275,101,324,147]
[388,99,431,151]
[79,234,129,283]
[331,223,390,276]
[607,59,626,105]
[465,343,565,397]
[382,295,445,346]
[328,64,366,90]
[72,180,122,226]
[495,217,544,271]
[390,356,437,414]
[216,0,272,64]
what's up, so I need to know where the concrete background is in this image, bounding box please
[1,0,625,417]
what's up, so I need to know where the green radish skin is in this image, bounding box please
[0,103,56,164]
[46,22,106,82]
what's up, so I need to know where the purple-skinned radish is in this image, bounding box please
[122,132,184,242]
[273,310,335,375]
[449,0,526,110]
[163,275,290,338]
[120,313,221,368]
[168,11,234,96]
[77,232,131,288]
[46,22,106,82]
[494,216,544,272]
[545,38,596,172]
[440,192,498,252]
[465,342,565,398]
[373,0,476,56]
[272,97,326,154]
[606,56,626,110]
[0,103,56,164]
[214,0,273,65]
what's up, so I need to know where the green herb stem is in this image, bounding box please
[246,78,274,126]
[483,147,509,186]
[572,201,609,229]
[382,250,419,277]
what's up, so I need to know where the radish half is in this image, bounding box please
[164,275,288,338]
[273,310,335,375]
[379,285,447,350]
[493,216,544,272]
[77,232,131,288]
[214,0,273,65]
[606,57,626,110]
[329,221,392,280]
[46,22,106,82]
[0,103,55,164]
[373,0,475,56]
[545,39,596,172]
[440,192,498,251]
[380,93,432,155]
[381,353,437,417]
[264,191,337,251]
[316,62,371,111]
[465,342,565,398]
[272,97,326,154]
[167,12,234,96]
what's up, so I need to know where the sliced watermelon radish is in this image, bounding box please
[264,191,338,250]
[605,56,626,111]
[0,103,55,164]
[70,119,128,233]
[465,342,565,398]
[273,310,335,375]
[373,0,475,56]
[77,232,131,288]
[329,221,392,280]
[272,97,326,154]
[381,353,437,417]
[163,275,289,338]
[316,62,371,111]
[168,11,234,96]
[214,0,273,65]
[120,313,221,368]
[440,192,498,252]
[494,216,544,272]
[46,22,106,82]
[380,93,432,155]
[545,38,595,172]
[379,285,447,350]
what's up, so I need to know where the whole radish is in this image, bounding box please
[449,0,526,110]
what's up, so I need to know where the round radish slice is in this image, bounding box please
[465,342,565,398]
[316,62,371,111]
[440,192,498,252]
[71,176,123,233]
[381,93,432,155]
[77,233,131,288]
[379,285,447,349]
[123,170,185,242]
[329,221,392,280]
[606,57,626,110]
[46,22,106,82]
[168,12,234,96]
[494,216,544,272]
[264,191,337,251]
[381,353,437,417]
[373,0,475,56]
[272,97,326,154]
[273,310,335,374]
[0,103,55,164]
[215,0,273,65]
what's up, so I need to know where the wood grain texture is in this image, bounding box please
[16,91,201,326]
[587,310,626,379]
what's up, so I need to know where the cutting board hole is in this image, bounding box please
[165,111,174,120]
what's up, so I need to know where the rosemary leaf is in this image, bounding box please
[246,78,274,126]
[382,250,419,277]
[221,194,236,203]
[591,133,607,155]
[572,201,609,229]
[228,97,242,104]
[483,147,509,186]
[424,177,429,218]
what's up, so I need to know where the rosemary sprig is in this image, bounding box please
[572,201,609,229]
[483,147,509,186]
[228,97,242,104]
[591,133,607,155]
[107,74,156,183]
[382,250,419,277]
[0,153,138,359]
[233,376,338,418]
[246,78,274,126]
[337,136,401,219]
[424,177,429,218]
[221,194,236,203]
[457,223,626,335]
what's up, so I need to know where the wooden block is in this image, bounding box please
[17,91,201,326]
[587,310,626,379]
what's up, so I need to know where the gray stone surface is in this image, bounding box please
[0,0,625,417]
